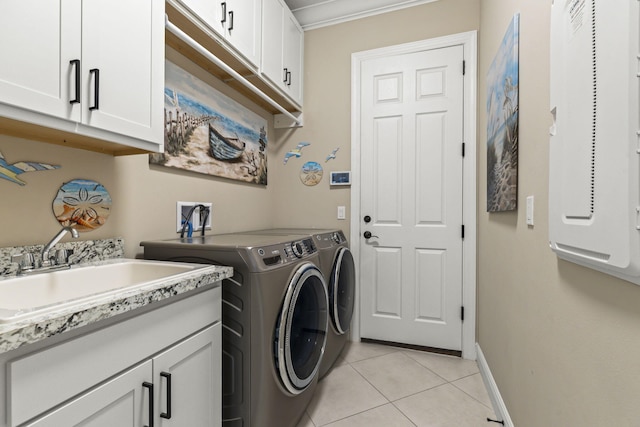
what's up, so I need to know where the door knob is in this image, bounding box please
[363,231,378,239]
[364,215,371,223]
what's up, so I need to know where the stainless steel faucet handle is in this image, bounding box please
[11,252,36,271]
[54,248,74,265]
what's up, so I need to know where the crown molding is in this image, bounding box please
[287,0,440,30]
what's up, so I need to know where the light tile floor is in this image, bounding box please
[297,341,498,427]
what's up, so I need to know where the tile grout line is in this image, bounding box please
[305,343,490,427]
[449,374,496,411]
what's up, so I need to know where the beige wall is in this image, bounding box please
[479,1,640,425]
[0,49,275,257]
[270,0,480,235]
[4,0,638,424]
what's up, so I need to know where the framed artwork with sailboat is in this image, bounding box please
[150,60,268,185]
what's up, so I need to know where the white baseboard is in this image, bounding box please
[476,343,514,427]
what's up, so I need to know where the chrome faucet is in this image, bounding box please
[12,226,80,275]
[41,226,79,267]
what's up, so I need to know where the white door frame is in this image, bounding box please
[350,31,477,360]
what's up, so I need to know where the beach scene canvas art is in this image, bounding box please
[150,60,268,185]
[486,13,519,212]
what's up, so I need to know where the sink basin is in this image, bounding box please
[0,259,210,323]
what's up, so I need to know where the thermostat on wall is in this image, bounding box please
[330,171,351,186]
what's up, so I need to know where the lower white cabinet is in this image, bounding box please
[1,285,222,427]
[154,324,221,426]
[25,361,152,427]
[26,325,220,427]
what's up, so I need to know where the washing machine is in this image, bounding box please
[141,233,328,427]
[243,229,356,378]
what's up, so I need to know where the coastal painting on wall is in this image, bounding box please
[150,60,268,185]
[486,13,519,212]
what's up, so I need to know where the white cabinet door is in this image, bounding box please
[0,0,163,151]
[223,0,261,67]
[154,324,221,427]
[26,361,153,427]
[0,0,81,121]
[283,11,303,104]
[81,0,164,143]
[174,0,260,67]
[260,0,303,105]
[179,0,225,35]
[261,0,285,87]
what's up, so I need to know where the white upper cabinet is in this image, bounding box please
[0,0,164,153]
[81,0,164,145]
[177,0,225,35]
[176,0,262,67]
[261,0,303,106]
[0,0,82,122]
[224,0,262,67]
[283,10,303,104]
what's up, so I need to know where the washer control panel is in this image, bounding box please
[254,238,317,267]
[314,230,347,249]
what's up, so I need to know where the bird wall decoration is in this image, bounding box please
[0,150,60,186]
[325,147,340,162]
[283,142,311,164]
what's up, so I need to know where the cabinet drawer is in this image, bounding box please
[8,285,220,427]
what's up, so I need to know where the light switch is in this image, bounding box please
[526,196,534,226]
[337,206,346,220]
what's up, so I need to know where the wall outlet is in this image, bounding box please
[176,202,213,233]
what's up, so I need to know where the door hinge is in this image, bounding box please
[462,60,466,75]
[462,142,466,157]
[461,225,465,239]
[461,306,465,321]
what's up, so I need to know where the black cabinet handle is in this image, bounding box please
[221,2,226,24]
[160,372,172,419]
[228,10,234,31]
[286,70,292,86]
[89,68,99,111]
[283,68,288,83]
[143,382,154,427]
[69,59,80,104]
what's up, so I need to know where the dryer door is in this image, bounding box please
[330,247,356,334]
[275,263,328,395]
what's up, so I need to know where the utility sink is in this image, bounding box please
[0,259,210,324]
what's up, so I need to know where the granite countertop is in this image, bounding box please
[0,238,233,354]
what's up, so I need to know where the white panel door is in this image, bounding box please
[359,45,465,351]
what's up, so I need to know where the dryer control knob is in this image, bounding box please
[291,242,304,258]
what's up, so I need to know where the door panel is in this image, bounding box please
[373,247,402,317]
[360,45,464,351]
[416,112,445,224]
[373,116,403,224]
[415,249,445,321]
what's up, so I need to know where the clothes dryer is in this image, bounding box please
[243,229,355,378]
[141,233,328,427]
